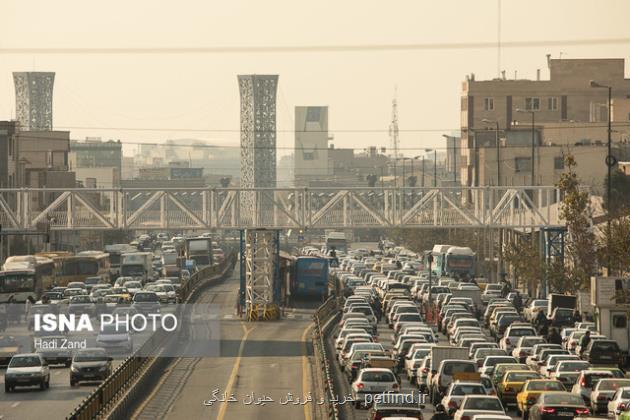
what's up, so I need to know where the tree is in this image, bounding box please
[503,237,543,295]
[556,154,597,290]
[604,169,630,215]
[597,212,630,276]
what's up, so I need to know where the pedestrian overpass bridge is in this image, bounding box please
[0,186,564,232]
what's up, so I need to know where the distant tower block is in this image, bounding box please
[13,72,55,131]
[238,74,278,225]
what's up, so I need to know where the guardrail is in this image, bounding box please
[313,296,342,420]
[66,252,236,420]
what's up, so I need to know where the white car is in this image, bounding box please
[351,368,399,408]
[607,386,630,419]
[499,325,536,353]
[441,381,488,414]
[590,378,630,415]
[96,324,133,353]
[4,353,50,392]
[453,395,506,420]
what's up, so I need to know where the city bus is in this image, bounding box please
[291,256,329,300]
[56,251,111,286]
[104,244,137,278]
[0,256,55,302]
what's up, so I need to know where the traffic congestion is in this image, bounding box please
[0,232,225,394]
[326,241,630,420]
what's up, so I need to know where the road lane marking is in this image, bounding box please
[301,323,314,420]
[217,322,253,420]
[10,402,20,408]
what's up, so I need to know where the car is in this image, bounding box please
[527,391,589,420]
[524,300,548,322]
[470,416,511,420]
[132,291,161,314]
[453,395,506,420]
[539,354,580,377]
[415,356,431,392]
[548,360,591,386]
[67,281,87,290]
[64,287,87,298]
[67,294,96,317]
[34,335,72,366]
[70,347,113,386]
[515,379,566,417]
[4,353,50,392]
[123,280,143,295]
[496,370,542,406]
[571,369,616,404]
[499,325,536,353]
[589,378,630,415]
[441,381,489,414]
[582,340,623,368]
[608,386,630,420]
[491,363,529,387]
[96,323,133,353]
[0,335,21,366]
[512,336,546,363]
[431,359,478,404]
[366,400,425,420]
[351,368,400,408]
[479,356,518,377]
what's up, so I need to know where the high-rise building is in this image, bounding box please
[294,106,331,186]
[238,74,278,224]
[13,72,55,131]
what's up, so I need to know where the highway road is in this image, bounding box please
[0,306,176,420]
[132,265,319,420]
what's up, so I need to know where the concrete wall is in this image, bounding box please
[74,167,120,188]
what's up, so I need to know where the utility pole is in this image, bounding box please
[421,157,425,188]
[433,150,437,187]
[590,80,615,272]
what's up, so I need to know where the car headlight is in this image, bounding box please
[71,366,79,373]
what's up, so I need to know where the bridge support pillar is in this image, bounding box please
[242,229,280,321]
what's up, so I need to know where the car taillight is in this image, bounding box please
[580,379,587,387]
[519,351,527,357]
[541,407,556,414]
[356,383,364,390]
[448,401,458,408]
[506,338,511,344]
[392,383,399,389]
[576,408,589,415]
[461,416,470,420]
[422,367,429,373]
[620,403,627,411]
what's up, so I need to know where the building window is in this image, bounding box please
[525,97,540,111]
[515,157,532,172]
[554,156,564,170]
[302,151,315,160]
[548,97,558,111]
[484,97,494,111]
[306,107,321,122]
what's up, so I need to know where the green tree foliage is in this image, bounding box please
[556,154,597,290]
[597,213,630,276]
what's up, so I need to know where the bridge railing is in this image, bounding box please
[0,186,564,231]
[66,253,236,420]
[313,296,343,420]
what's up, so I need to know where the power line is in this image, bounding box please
[1,37,630,55]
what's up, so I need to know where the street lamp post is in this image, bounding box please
[516,108,536,186]
[590,80,614,272]
[483,118,503,282]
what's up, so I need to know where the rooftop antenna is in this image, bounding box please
[389,86,399,159]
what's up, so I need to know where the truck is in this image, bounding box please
[161,252,180,277]
[592,277,630,355]
[184,237,213,267]
[547,293,577,314]
[120,252,153,284]
[105,244,137,279]
[429,346,470,373]
[324,231,348,255]
[450,288,483,313]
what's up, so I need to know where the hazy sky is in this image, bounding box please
[1,0,629,157]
